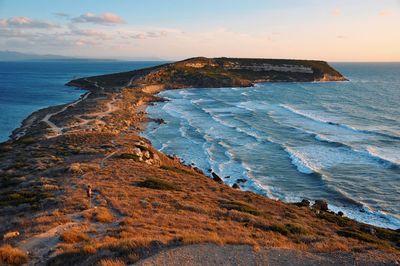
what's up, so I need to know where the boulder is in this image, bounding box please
[337,211,344,217]
[296,199,310,207]
[236,178,247,184]
[232,183,240,189]
[312,200,329,211]
[211,172,223,184]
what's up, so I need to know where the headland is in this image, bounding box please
[1,58,398,265]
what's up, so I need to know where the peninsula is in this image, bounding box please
[1,58,399,265]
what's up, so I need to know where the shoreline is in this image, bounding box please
[2,62,397,230]
[143,87,400,230]
[1,58,399,265]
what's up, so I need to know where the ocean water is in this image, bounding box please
[0,60,164,142]
[144,63,400,229]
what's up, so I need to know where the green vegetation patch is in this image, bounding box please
[220,200,261,216]
[337,229,379,244]
[15,137,36,145]
[317,212,353,227]
[160,165,193,175]
[0,190,52,207]
[137,178,181,191]
[268,224,308,236]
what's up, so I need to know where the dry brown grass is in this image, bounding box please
[1,88,399,266]
[0,245,28,266]
[98,258,126,266]
[93,207,115,223]
[60,229,89,243]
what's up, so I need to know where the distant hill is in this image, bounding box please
[0,51,164,62]
[0,51,75,61]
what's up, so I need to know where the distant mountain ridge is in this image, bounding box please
[0,51,163,61]
[0,51,75,61]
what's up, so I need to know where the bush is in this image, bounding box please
[0,191,51,207]
[220,200,261,216]
[268,224,308,236]
[15,137,35,145]
[337,229,379,243]
[137,178,181,191]
[0,245,29,265]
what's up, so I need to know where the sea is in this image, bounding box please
[143,63,400,229]
[0,60,164,142]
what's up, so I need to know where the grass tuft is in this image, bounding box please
[0,245,29,266]
[60,229,89,243]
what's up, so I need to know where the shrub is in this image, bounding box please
[337,229,379,244]
[15,137,35,145]
[0,191,51,207]
[317,212,352,227]
[137,178,181,191]
[220,200,261,216]
[0,245,29,265]
[268,224,307,236]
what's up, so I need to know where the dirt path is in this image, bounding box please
[17,222,79,265]
[41,91,91,138]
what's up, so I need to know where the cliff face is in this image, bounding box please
[68,57,347,91]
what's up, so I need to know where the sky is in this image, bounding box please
[0,0,399,61]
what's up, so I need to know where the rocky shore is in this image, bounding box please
[0,58,398,265]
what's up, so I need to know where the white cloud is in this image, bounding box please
[0,17,59,28]
[71,12,125,25]
[131,30,168,39]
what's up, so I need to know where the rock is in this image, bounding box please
[232,183,240,189]
[312,200,328,211]
[296,199,310,207]
[224,176,230,179]
[143,150,151,159]
[3,231,20,240]
[236,178,247,184]
[211,172,223,184]
[337,211,344,217]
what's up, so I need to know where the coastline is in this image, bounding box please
[1,58,399,265]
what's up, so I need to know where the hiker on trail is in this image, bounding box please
[86,185,92,208]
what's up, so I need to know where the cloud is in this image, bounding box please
[331,8,342,17]
[68,26,110,40]
[54,12,70,18]
[0,17,58,28]
[72,12,125,25]
[130,31,168,39]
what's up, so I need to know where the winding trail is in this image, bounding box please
[40,91,91,137]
